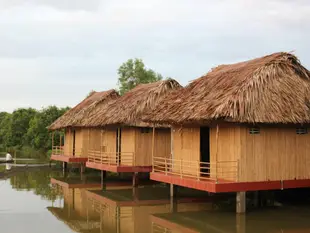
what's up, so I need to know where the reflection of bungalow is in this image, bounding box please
[48,178,134,233]
[142,53,310,213]
[47,183,101,232]
[48,90,119,167]
[83,80,182,185]
[86,186,211,233]
[152,208,310,233]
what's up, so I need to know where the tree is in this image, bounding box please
[26,106,69,150]
[117,58,163,95]
[0,112,12,148]
[9,108,37,147]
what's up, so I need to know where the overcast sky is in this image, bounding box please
[0,0,309,112]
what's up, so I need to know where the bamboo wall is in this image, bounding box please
[135,128,171,166]
[63,128,89,157]
[74,128,83,157]
[64,129,71,156]
[172,127,200,176]
[209,126,241,180]
[121,127,136,166]
[172,125,310,183]
[89,128,117,152]
[238,126,310,182]
[119,127,171,167]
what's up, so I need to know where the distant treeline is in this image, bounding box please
[0,106,69,159]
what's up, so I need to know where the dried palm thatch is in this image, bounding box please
[142,52,310,125]
[81,79,182,127]
[48,90,119,130]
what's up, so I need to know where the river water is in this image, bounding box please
[1,166,310,233]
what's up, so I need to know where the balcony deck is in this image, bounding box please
[50,146,87,163]
[151,157,310,193]
[86,150,152,173]
[86,161,152,172]
[51,154,88,163]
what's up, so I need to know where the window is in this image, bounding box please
[296,128,308,135]
[140,128,151,133]
[249,127,260,134]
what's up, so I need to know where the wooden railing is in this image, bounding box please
[51,146,83,157]
[88,150,135,166]
[52,146,64,155]
[153,157,238,183]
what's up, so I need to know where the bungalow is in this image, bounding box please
[82,79,182,186]
[48,90,119,171]
[142,52,310,213]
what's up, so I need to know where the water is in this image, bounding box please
[1,169,310,233]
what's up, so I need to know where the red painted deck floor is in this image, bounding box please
[151,172,310,193]
[86,161,152,173]
[51,154,88,163]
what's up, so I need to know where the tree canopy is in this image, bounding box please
[0,106,69,158]
[117,58,163,95]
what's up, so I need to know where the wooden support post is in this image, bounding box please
[236,214,246,233]
[101,171,107,190]
[80,162,85,175]
[133,172,139,187]
[254,191,259,208]
[236,192,246,214]
[170,184,177,197]
[133,187,139,201]
[63,162,67,177]
[170,197,178,213]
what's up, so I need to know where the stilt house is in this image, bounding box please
[82,79,182,179]
[143,52,310,193]
[48,90,119,164]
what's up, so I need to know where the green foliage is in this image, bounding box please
[117,58,163,95]
[0,106,69,159]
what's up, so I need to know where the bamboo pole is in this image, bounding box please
[117,127,121,165]
[100,129,103,164]
[215,124,219,183]
[151,125,155,166]
[69,128,72,155]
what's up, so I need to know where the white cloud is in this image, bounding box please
[0,0,309,112]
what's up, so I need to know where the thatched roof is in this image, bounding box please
[48,90,119,130]
[80,79,182,127]
[142,52,310,125]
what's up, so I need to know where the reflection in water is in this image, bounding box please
[48,177,212,233]
[152,207,310,233]
[3,170,310,233]
[6,163,12,171]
